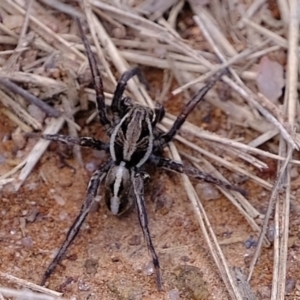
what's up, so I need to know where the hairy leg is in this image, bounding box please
[149,154,246,195]
[76,18,111,133]
[156,69,228,148]
[41,160,113,285]
[43,134,109,152]
[111,67,141,115]
[152,103,165,127]
[131,171,162,291]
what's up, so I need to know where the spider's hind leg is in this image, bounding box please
[132,171,162,291]
[41,160,112,286]
[149,154,246,195]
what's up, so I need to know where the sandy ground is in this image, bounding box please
[0,3,300,300]
[1,90,300,299]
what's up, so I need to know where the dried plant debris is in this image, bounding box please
[0,0,299,299]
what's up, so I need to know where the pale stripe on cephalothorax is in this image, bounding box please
[136,111,153,167]
[109,106,154,167]
[110,110,131,161]
[123,109,144,161]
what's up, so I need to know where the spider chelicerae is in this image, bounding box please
[40,19,244,290]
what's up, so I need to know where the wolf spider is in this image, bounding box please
[40,19,244,290]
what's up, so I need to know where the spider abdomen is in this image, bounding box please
[105,162,134,215]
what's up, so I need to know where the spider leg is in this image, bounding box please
[156,69,228,148]
[111,67,141,115]
[43,134,109,152]
[131,171,162,291]
[41,160,113,286]
[149,154,246,195]
[76,19,111,133]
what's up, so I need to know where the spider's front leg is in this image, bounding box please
[41,160,113,286]
[76,19,111,133]
[42,134,109,152]
[149,154,246,195]
[131,170,162,291]
[155,69,228,149]
[111,67,141,115]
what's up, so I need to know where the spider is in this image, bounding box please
[40,19,245,291]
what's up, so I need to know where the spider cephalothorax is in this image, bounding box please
[40,18,244,291]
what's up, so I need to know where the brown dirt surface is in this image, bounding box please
[1,2,300,300]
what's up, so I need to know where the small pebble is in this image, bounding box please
[285,278,296,293]
[0,154,5,164]
[171,265,209,300]
[11,128,26,150]
[112,27,126,39]
[108,277,143,300]
[155,194,174,215]
[3,15,24,30]
[21,236,33,248]
[52,194,66,206]
[57,176,73,188]
[84,258,99,275]
[154,47,166,58]
[16,150,24,158]
[244,236,257,249]
[25,182,38,191]
[257,286,271,299]
[168,289,180,300]
[128,234,141,246]
[290,167,299,179]
[78,278,90,291]
[85,161,97,172]
[142,261,154,276]
[59,211,69,221]
[267,224,276,242]
[195,183,220,200]
[28,104,46,124]
[25,208,39,223]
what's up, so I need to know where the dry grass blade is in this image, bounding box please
[1,0,33,72]
[82,0,116,86]
[0,177,14,189]
[1,0,299,298]
[272,2,299,299]
[173,133,273,190]
[0,272,62,298]
[38,0,84,19]
[1,0,85,61]
[222,77,299,149]
[0,288,65,300]
[0,88,42,130]
[168,142,246,300]
[0,77,60,117]
[0,107,32,132]
[14,116,65,191]
[172,46,255,95]
[247,148,293,282]
[186,155,268,241]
